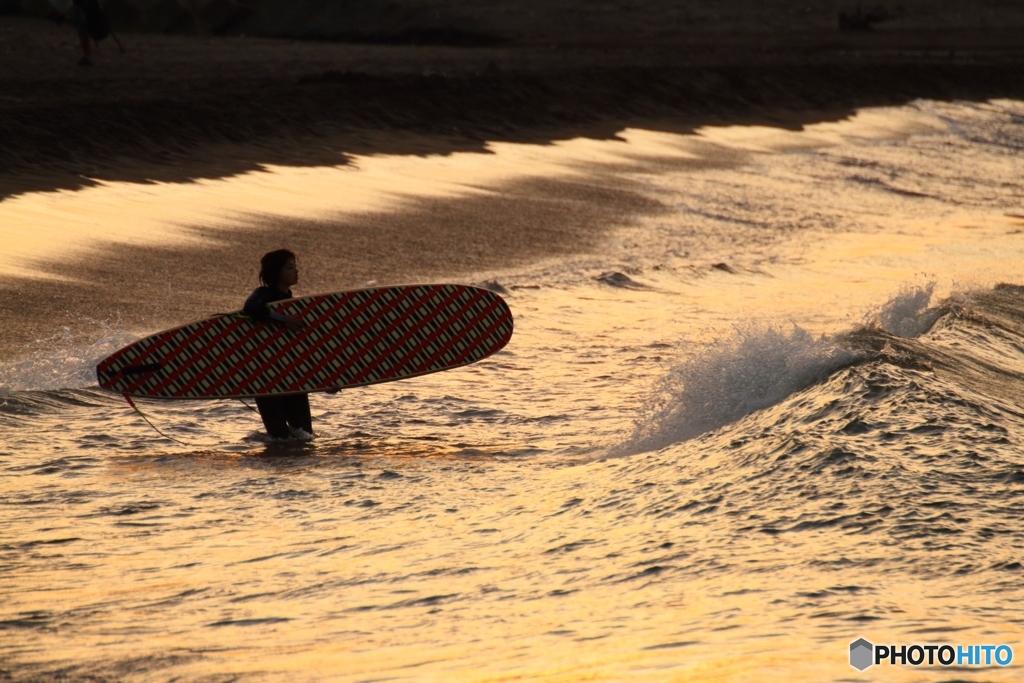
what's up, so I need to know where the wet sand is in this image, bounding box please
[2,14,1024,359]
[0,171,667,357]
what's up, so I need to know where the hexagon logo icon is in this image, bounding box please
[850,638,874,671]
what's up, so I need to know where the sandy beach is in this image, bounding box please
[2,9,1024,360]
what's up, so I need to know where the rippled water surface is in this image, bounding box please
[3,99,1024,681]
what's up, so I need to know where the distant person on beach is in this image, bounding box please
[57,0,110,66]
[243,249,314,440]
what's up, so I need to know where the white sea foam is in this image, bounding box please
[616,324,861,455]
[0,328,136,394]
[872,282,944,337]
[615,284,955,456]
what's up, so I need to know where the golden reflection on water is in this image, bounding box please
[703,211,1024,335]
[14,444,1020,682]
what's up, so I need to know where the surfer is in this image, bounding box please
[244,249,313,440]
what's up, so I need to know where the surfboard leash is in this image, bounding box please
[237,399,260,414]
[121,393,213,447]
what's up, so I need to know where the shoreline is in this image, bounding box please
[3,16,1024,362]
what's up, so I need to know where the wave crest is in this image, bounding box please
[617,325,861,455]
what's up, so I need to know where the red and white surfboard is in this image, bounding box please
[96,284,513,399]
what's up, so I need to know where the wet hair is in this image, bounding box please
[258,249,296,288]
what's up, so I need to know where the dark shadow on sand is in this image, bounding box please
[4,53,1024,200]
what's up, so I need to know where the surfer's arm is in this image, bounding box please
[243,287,303,329]
[243,289,279,320]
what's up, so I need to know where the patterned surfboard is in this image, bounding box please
[96,284,513,399]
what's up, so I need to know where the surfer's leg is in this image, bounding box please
[254,396,291,439]
[285,394,313,434]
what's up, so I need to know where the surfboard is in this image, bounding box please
[96,284,513,399]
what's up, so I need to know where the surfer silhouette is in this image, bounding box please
[244,249,313,439]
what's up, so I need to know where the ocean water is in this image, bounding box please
[2,98,1024,681]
